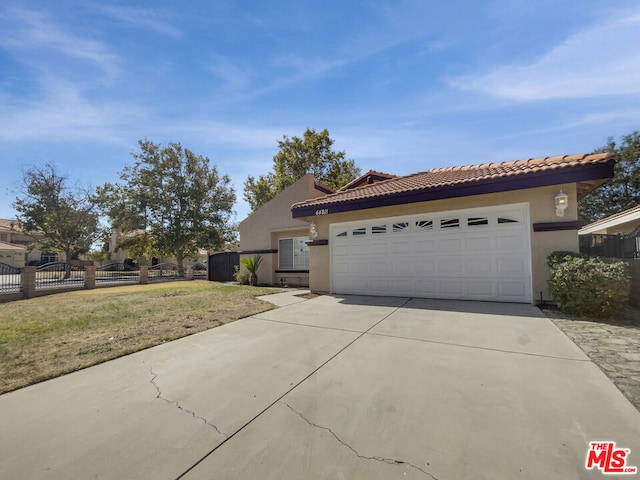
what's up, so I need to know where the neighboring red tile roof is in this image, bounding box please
[292,153,615,211]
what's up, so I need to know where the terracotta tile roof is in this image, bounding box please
[292,153,615,211]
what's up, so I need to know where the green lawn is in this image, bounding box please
[0,281,277,395]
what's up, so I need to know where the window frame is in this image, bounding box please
[278,236,310,271]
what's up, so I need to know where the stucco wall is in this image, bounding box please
[239,174,326,251]
[303,183,579,301]
[0,250,26,268]
[238,174,328,285]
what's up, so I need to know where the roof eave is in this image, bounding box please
[292,160,615,218]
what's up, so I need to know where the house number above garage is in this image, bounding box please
[315,208,329,215]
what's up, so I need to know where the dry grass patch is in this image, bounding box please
[0,281,277,394]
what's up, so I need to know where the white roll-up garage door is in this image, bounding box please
[330,203,532,303]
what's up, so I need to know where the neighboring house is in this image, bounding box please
[108,230,208,266]
[578,204,640,235]
[0,240,28,268]
[578,204,640,259]
[238,174,333,287]
[0,219,57,265]
[288,153,615,304]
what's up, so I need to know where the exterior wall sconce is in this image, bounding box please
[309,221,318,239]
[555,190,569,217]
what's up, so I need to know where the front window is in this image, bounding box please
[40,253,58,264]
[278,237,309,270]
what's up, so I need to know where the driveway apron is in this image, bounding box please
[0,295,638,480]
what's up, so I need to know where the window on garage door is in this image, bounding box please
[278,237,309,270]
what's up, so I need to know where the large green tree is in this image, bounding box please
[244,128,361,211]
[13,162,101,262]
[96,140,236,273]
[579,131,640,222]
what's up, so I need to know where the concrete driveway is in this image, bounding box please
[1,294,639,479]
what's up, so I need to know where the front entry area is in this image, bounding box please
[330,203,533,303]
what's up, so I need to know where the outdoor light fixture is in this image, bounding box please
[309,221,318,239]
[555,190,569,217]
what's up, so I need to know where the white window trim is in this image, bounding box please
[278,236,310,270]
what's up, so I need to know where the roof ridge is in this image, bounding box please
[291,152,617,211]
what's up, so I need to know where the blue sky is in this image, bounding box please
[1,1,640,223]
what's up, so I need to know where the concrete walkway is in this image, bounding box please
[1,295,639,479]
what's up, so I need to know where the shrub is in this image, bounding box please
[240,255,263,286]
[233,265,249,285]
[547,251,630,318]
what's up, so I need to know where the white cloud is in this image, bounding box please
[0,7,120,81]
[0,76,141,144]
[449,10,640,101]
[93,5,182,39]
[164,119,291,152]
[207,55,252,91]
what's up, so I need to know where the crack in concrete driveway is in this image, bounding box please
[146,364,229,439]
[284,401,438,479]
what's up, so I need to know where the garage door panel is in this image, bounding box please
[414,239,436,253]
[391,258,413,274]
[413,258,436,274]
[370,278,391,293]
[438,257,463,275]
[440,281,464,295]
[332,245,350,257]
[496,234,528,252]
[332,262,350,274]
[390,241,411,254]
[332,276,351,292]
[369,241,388,255]
[330,204,532,303]
[497,257,527,274]
[466,257,494,274]
[351,262,368,274]
[438,238,463,253]
[466,236,494,252]
[497,281,528,298]
[414,279,438,295]
[467,281,494,297]
[369,260,389,275]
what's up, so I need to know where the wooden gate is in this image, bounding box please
[208,252,239,282]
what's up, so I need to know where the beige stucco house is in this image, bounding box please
[108,230,208,267]
[283,153,615,304]
[238,153,614,303]
[0,241,28,268]
[238,174,333,287]
[0,219,57,265]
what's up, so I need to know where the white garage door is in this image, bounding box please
[330,204,532,303]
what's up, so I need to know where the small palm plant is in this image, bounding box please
[241,255,263,286]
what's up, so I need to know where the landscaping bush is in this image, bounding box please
[233,265,249,285]
[547,251,630,318]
